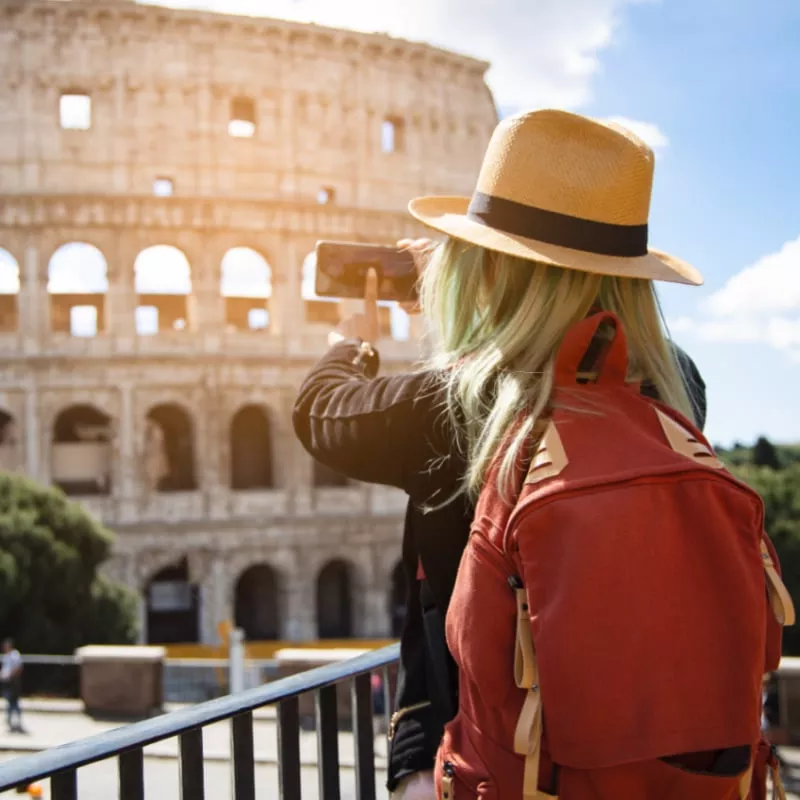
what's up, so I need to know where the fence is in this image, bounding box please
[0,643,400,799]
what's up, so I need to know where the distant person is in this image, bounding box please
[1,638,24,733]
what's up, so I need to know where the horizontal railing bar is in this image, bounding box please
[0,643,399,792]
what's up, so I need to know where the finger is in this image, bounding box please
[400,300,420,315]
[364,268,380,340]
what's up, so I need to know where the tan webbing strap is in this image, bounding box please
[739,763,753,799]
[761,538,796,626]
[771,761,788,800]
[513,586,558,799]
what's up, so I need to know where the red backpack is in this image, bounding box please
[436,312,795,800]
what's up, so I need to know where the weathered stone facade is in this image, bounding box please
[0,0,497,645]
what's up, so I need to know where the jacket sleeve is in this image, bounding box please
[292,339,459,501]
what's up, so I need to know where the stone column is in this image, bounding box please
[269,236,303,341]
[283,573,316,641]
[117,382,139,523]
[362,585,391,638]
[18,243,47,353]
[191,243,224,348]
[105,247,137,344]
[23,383,40,481]
[205,558,231,645]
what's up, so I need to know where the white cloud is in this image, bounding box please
[704,235,800,317]
[670,234,800,361]
[603,117,669,151]
[140,0,651,112]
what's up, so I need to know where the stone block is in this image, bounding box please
[77,645,165,719]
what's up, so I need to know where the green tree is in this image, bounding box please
[753,436,781,470]
[0,472,138,654]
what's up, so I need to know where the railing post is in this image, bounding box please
[228,627,245,695]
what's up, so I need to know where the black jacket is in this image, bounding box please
[292,339,707,791]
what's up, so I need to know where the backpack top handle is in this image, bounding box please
[554,311,630,388]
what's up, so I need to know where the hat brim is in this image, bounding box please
[408,196,703,286]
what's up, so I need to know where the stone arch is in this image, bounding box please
[134,245,192,334]
[302,251,340,326]
[220,247,272,332]
[48,242,108,336]
[230,404,274,490]
[0,408,20,473]
[144,403,196,492]
[389,560,407,637]
[316,558,355,639]
[234,563,281,640]
[51,404,113,495]
[0,248,19,333]
[145,556,200,645]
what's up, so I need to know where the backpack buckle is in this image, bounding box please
[508,575,524,590]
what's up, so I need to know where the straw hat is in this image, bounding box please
[409,109,702,286]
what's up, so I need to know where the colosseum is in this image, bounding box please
[0,0,498,648]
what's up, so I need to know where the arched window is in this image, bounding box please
[389,561,407,637]
[221,248,271,332]
[0,248,19,332]
[144,404,196,492]
[51,404,112,495]
[230,405,274,489]
[229,97,256,138]
[134,246,192,334]
[48,243,108,336]
[146,558,200,644]
[234,564,280,640]
[316,560,354,639]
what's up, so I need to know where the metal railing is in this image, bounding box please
[0,643,400,799]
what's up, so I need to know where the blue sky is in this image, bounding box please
[580,0,800,447]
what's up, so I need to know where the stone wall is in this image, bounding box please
[0,0,498,646]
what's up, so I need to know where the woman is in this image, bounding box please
[293,109,707,798]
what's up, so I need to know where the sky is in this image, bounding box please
[3,0,797,445]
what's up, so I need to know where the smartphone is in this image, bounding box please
[314,240,418,303]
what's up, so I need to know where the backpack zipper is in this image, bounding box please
[505,467,762,551]
[441,760,455,799]
[387,700,432,741]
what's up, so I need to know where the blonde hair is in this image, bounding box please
[419,238,697,502]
